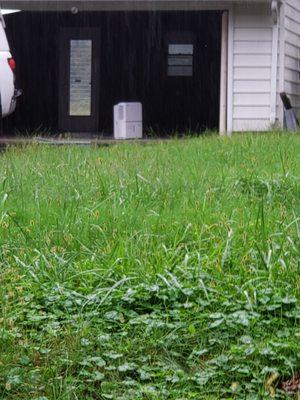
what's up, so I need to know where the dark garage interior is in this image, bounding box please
[3,10,222,136]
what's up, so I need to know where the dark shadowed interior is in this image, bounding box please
[4,11,222,136]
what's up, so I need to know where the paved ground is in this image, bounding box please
[0,136,172,147]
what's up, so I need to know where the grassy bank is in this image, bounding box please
[0,134,299,399]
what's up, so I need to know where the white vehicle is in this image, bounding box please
[0,11,20,118]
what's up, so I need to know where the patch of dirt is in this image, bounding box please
[280,374,300,394]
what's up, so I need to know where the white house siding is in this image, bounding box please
[232,4,273,131]
[284,0,300,118]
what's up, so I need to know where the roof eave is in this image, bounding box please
[1,0,271,11]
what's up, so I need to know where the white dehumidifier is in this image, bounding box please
[114,102,143,139]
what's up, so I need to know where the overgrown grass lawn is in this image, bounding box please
[0,134,299,399]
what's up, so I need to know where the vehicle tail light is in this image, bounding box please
[8,58,16,72]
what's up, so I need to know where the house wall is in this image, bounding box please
[4,11,221,135]
[5,1,298,134]
[231,3,273,131]
[283,0,300,118]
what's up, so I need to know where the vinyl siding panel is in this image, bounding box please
[233,119,270,131]
[232,5,272,131]
[284,0,300,117]
[234,106,271,119]
[234,80,271,93]
[234,93,270,106]
[234,41,271,54]
[234,54,272,67]
[234,67,271,80]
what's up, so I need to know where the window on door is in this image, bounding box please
[168,44,194,77]
[69,39,92,116]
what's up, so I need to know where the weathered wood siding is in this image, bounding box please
[232,4,273,131]
[284,0,300,118]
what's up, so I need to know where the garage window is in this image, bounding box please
[168,44,194,76]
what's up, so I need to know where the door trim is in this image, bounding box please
[219,11,228,135]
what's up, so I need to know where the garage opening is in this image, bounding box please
[4,11,222,136]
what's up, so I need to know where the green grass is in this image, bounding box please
[0,133,299,399]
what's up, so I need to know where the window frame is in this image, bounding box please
[165,32,195,78]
